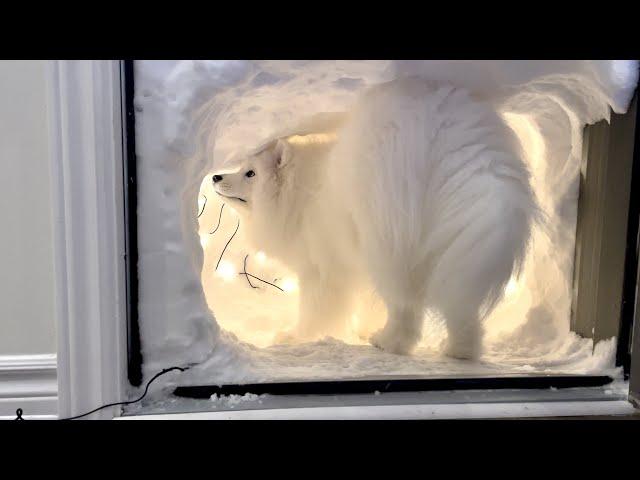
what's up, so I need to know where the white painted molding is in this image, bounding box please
[46,60,128,419]
[0,354,58,418]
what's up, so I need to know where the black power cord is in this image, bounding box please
[14,366,189,420]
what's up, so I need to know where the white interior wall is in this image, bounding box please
[0,60,56,356]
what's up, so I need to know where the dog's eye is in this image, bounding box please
[245,170,256,178]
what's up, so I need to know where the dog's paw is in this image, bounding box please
[370,328,413,355]
[443,339,480,361]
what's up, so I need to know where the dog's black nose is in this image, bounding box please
[212,175,223,183]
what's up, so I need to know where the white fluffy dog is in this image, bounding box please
[212,78,538,359]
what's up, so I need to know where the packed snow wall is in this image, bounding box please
[133,60,638,386]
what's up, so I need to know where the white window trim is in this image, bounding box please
[46,60,128,419]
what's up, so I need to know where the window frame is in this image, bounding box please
[572,94,639,378]
[47,60,128,419]
[49,60,639,419]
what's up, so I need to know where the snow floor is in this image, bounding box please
[219,337,618,381]
[167,330,622,385]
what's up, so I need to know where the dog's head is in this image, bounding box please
[211,138,292,214]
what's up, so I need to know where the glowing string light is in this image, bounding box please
[216,260,236,281]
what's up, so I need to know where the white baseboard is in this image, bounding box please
[0,354,58,419]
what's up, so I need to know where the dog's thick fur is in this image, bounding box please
[213,78,538,358]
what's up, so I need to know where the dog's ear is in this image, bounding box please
[253,137,293,170]
[272,138,293,169]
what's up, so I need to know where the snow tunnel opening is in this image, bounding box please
[194,109,565,356]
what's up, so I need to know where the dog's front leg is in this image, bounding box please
[275,268,355,344]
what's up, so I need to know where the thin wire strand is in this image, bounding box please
[197,195,207,218]
[242,255,259,289]
[215,219,240,271]
[15,366,189,421]
[61,367,188,420]
[209,203,225,235]
[239,271,284,292]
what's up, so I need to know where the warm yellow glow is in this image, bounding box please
[502,112,545,173]
[200,235,209,249]
[255,251,267,264]
[504,276,519,297]
[483,112,547,340]
[216,260,236,281]
[287,133,337,145]
[280,277,299,293]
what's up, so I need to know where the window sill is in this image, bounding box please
[117,383,637,420]
[116,399,636,420]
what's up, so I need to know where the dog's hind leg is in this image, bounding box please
[427,207,529,360]
[365,254,430,354]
